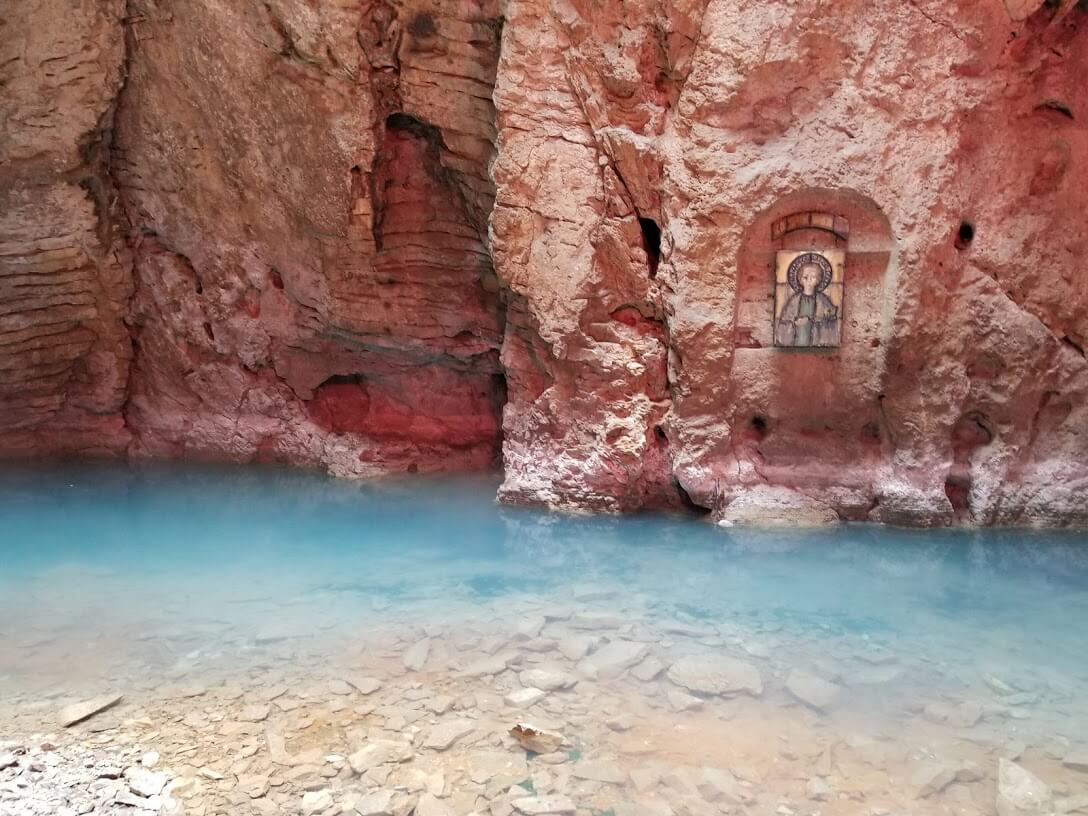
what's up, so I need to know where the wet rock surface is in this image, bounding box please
[5,580,1088,816]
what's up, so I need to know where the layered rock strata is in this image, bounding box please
[1,0,1086,525]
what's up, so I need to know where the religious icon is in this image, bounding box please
[774,250,844,347]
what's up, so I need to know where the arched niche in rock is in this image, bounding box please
[727,188,896,501]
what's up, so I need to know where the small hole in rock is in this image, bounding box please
[203,322,215,341]
[269,268,284,290]
[750,415,768,434]
[955,220,975,250]
[638,217,661,277]
[653,425,668,443]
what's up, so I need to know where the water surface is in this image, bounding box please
[2,462,1086,815]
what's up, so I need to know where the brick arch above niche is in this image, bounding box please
[724,188,897,493]
[734,189,894,352]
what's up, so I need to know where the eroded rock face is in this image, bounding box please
[491,0,1088,526]
[2,0,1086,526]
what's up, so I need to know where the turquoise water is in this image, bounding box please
[2,461,1088,806]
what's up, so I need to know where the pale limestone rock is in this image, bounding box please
[806,777,832,801]
[1064,750,1088,772]
[631,656,665,681]
[404,638,431,671]
[667,689,703,712]
[505,687,547,708]
[346,676,383,695]
[301,790,333,815]
[519,668,577,691]
[238,774,270,799]
[59,694,122,727]
[666,655,763,696]
[785,670,841,711]
[511,795,576,816]
[913,763,958,798]
[576,639,649,679]
[124,766,168,798]
[423,719,476,750]
[238,703,271,723]
[416,793,452,816]
[571,761,625,784]
[997,758,1053,816]
[356,789,395,816]
[348,741,413,774]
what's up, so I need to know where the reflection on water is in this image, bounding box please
[1,462,1087,816]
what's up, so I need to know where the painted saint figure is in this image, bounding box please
[776,253,839,347]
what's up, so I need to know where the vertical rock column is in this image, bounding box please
[0,1,133,457]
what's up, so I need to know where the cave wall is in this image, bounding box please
[492,0,1088,526]
[2,0,506,477]
[1,0,1086,525]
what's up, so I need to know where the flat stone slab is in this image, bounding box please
[785,670,841,711]
[59,694,123,727]
[512,795,577,816]
[423,719,475,750]
[666,655,762,696]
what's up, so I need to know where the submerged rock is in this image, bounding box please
[510,723,564,753]
[997,758,1053,816]
[403,637,431,671]
[666,655,762,696]
[785,670,841,711]
[576,639,649,679]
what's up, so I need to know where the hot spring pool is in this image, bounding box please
[1,462,1086,816]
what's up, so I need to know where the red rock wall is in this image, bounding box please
[492,0,1088,526]
[2,0,1086,525]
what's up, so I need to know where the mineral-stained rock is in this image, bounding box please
[510,723,564,754]
[666,655,763,697]
[997,759,1054,816]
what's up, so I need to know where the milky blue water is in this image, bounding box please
[2,461,1087,756]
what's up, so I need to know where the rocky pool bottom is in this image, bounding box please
[0,464,1087,816]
